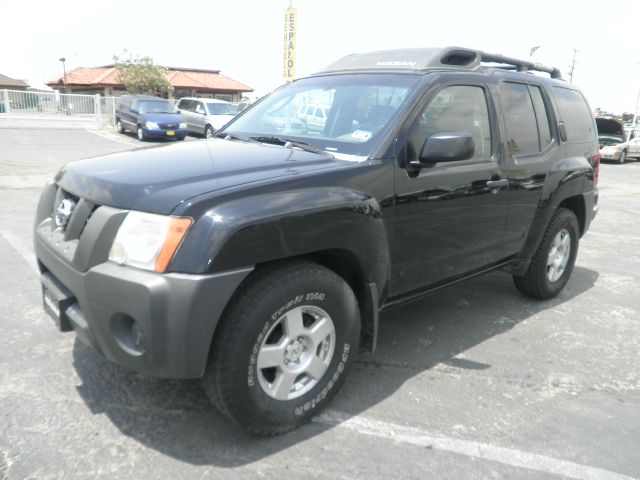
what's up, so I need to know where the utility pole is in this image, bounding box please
[568,49,578,83]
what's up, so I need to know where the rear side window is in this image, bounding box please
[529,86,552,149]
[178,99,192,112]
[553,87,595,143]
[500,82,539,156]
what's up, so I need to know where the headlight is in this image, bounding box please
[108,211,192,272]
[144,121,159,129]
[179,122,187,129]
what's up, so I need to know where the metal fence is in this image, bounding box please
[0,89,177,128]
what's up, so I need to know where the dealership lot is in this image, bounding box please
[0,127,639,479]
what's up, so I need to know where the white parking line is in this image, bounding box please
[0,230,39,276]
[314,410,636,480]
[86,129,139,146]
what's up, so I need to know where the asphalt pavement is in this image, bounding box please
[0,127,639,479]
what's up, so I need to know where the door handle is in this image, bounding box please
[486,178,508,191]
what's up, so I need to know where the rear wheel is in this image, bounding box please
[202,260,360,435]
[116,119,125,134]
[513,208,579,300]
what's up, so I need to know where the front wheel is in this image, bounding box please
[136,126,145,141]
[202,260,360,435]
[513,207,579,300]
[619,150,627,164]
[205,125,214,139]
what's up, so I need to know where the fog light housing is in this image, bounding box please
[111,313,145,356]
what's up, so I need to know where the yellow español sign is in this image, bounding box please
[283,8,297,81]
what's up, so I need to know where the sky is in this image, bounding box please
[3,0,640,114]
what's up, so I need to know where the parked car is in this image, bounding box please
[600,137,640,163]
[34,46,599,435]
[596,117,628,163]
[297,103,330,133]
[261,103,307,134]
[115,95,187,141]
[176,97,238,138]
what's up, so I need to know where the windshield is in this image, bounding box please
[138,100,173,114]
[207,102,237,115]
[220,74,421,157]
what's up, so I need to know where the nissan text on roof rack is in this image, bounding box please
[34,47,599,434]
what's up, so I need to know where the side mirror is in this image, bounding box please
[558,122,568,142]
[175,109,181,114]
[416,132,475,165]
[130,109,139,114]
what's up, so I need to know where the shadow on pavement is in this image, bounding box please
[73,266,598,467]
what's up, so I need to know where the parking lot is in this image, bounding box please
[1,126,639,479]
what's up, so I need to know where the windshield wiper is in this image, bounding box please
[249,136,334,158]
[215,132,248,142]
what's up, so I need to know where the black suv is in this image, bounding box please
[34,47,599,435]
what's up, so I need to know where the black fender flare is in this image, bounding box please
[170,185,390,309]
[511,156,594,276]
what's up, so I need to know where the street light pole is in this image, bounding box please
[632,89,640,131]
[59,57,66,90]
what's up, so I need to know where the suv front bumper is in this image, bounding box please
[34,183,251,378]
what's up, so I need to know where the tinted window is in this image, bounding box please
[138,100,172,114]
[500,82,539,156]
[410,85,492,161]
[529,86,552,149]
[179,99,194,112]
[553,87,594,143]
[207,102,237,115]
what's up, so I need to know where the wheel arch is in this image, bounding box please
[511,159,592,276]
[558,195,586,236]
[204,249,381,377]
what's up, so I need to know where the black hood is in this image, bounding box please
[55,139,352,214]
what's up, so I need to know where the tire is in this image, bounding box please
[137,126,145,141]
[619,150,627,164]
[205,125,214,139]
[202,260,360,435]
[513,207,579,300]
[116,119,125,134]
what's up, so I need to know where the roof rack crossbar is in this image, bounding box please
[480,52,562,79]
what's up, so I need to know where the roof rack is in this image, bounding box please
[480,51,562,79]
[315,47,562,80]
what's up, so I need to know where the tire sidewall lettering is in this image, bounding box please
[248,292,328,389]
[293,342,351,417]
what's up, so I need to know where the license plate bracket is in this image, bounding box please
[40,273,75,332]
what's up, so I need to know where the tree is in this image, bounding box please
[113,53,172,97]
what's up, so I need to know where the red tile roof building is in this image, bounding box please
[47,66,253,102]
